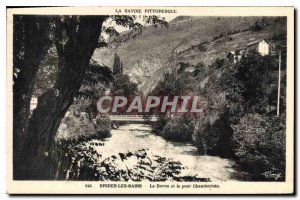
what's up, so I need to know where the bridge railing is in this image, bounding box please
[109,114,158,118]
[108,114,158,121]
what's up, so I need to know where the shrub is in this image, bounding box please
[56,114,95,141]
[194,113,234,157]
[94,116,111,138]
[66,148,209,181]
[152,115,169,135]
[250,21,263,32]
[57,111,111,142]
[162,115,194,142]
[232,113,285,181]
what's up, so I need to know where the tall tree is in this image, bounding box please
[13,15,52,179]
[112,53,123,75]
[21,16,106,179]
[13,15,167,179]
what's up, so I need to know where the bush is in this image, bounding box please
[57,112,111,142]
[194,113,234,157]
[94,116,111,138]
[162,115,194,142]
[56,114,95,141]
[152,115,169,135]
[250,21,263,32]
[65,148,209,181]
[232,113,285,181]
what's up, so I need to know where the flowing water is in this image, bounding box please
[90,123,240,181]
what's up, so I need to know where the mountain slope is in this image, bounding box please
[92,16,286,94]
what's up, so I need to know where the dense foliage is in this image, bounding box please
[64,144,209,182]
[162,115,195,142]
[232,113,285,181]
[13,14,168,179]
[111,74,139,97]
[150,49,286,181]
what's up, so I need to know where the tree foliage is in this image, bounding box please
[111,74,139,97]
[232,113,285,180]
[13,14,168,179]
[151,49,286,181]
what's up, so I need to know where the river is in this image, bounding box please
[89,123,241,181]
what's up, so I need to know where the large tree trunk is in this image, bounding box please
[21,16,105,180]
[13,16,51,179]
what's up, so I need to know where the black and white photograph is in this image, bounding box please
[6,6,294,194]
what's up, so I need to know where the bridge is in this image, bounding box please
[109,114,158,122]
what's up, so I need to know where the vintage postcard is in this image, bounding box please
[6,7,294,194]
